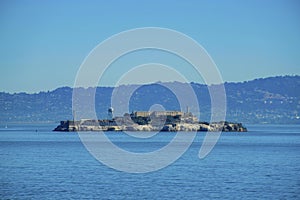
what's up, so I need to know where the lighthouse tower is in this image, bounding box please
[108,107,114,120]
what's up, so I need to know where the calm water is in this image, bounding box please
[0,124,299,199]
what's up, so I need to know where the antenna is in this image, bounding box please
[72,110,75,122]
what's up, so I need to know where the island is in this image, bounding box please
[53,110,247,132]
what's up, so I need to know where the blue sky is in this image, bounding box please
[0,0,299,93]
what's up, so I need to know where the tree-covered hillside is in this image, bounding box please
[0,76,299,124]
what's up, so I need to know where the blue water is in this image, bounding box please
[1,124,299,199]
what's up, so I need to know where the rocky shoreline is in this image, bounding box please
[54,110,247,132]
[53,120,247,132]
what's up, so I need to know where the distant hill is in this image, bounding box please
[0,75,299,124]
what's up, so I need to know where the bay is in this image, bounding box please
[0,124,299,199]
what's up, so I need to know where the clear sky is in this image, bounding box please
[0,0,299,93]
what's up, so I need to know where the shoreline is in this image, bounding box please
[53,120,247,132]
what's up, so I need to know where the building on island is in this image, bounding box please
[54,108,247,132]
[132,111,184,118]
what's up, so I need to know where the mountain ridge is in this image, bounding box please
[1,75,299,124]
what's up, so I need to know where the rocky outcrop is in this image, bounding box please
[53,120,247,132]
